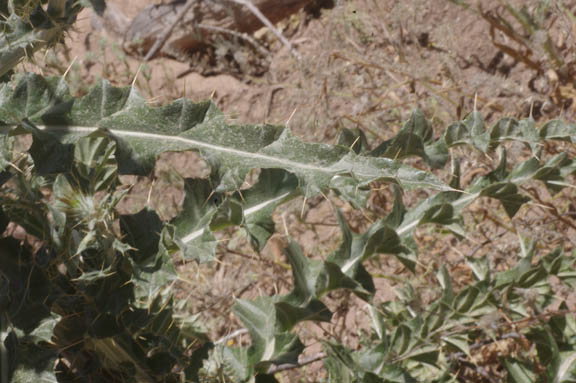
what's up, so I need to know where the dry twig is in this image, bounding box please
[143,0,198,61]
[140,0,301,63]
[226,0,302,61]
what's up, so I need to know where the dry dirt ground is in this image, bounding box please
[27,0,576,381]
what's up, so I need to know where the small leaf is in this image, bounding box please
[170,178,220,262]
[419,203,455,225]
[539,119,576,142]
[442,335,470,358]
[235,169,299,250]
[480,182,530,218]
[337,127,369,154]
[209,199,243,231]
[330,174,371,209]
[390,325,411,356]
[368,305,386,340]
[384,185,406,229]
[454,285,480,313]
[505,358,537,383]
[490,117,539,154]
[437,265,454,303]
[553,351,576,383]
[72,133,118,192]
[232,297,304,365]
[466,256,490,281]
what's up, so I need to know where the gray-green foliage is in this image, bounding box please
[0,73,450,264]
[0,0,83,78]
[1,2,576,379]
[324,249,576,383]
[1,71,575,383]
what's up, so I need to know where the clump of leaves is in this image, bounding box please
[0,0,85,78]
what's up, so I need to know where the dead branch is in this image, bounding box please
[143,0,198,61]
[112,0,313,60]
[226,0,302,61]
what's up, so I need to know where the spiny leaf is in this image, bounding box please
[445,110,489,152]
[169,178,221,262]
[283,240,369,302]
[480,182,530,218]
[489,117,540,154]
[233,169,299,250]
[0,8,73,78]
[337,127,369,154]
[384,185,407,229]
[231,297,304,367]
[0,74,452,262]
[0,74,449,193]
[371,109,448,168]
[72,133,118,192]
[328,210,383,289]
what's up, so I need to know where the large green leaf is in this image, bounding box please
[0,74,453,262]
[0,74,449,190]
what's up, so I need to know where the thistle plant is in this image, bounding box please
[1,1,576,383]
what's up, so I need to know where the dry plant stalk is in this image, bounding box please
[95,0,312,61]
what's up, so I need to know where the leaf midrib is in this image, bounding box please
[10,125,338,173]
